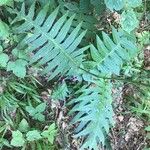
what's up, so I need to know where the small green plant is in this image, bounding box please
[26,103,46,122]
[10,122,57,148]
[41,123,57,144]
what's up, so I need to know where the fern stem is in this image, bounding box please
[79,67,150,87]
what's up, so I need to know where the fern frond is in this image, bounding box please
[11,3,89,80]
[90,28,138,75]
[68,79,114,149]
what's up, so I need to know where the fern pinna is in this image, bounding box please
[10,2,138,149]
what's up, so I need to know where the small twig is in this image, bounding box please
[137,137,147,150]
[111,128,117,147]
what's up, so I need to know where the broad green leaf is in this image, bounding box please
[41,123,57,144]
[137,31,150,45]
[10,130,25,147]
[7,59,28,78]
[0,53,9,67]
[36,103,46,113]
[127,0,142,8]
[0,20,9,39]
[18,119,29,133]
[104,0,124,11]
[120,9,139,33]
[26,130,42,141]
[80,0,91,13]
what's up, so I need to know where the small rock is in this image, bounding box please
[0,86,4,94]
[118,115,124,122]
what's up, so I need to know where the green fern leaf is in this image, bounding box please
[120,9,139,33]
[127,0,142,8]
[68,80,114,149]
[11,3,88,80]
[52,81,69,101]
[90,27,138,75]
